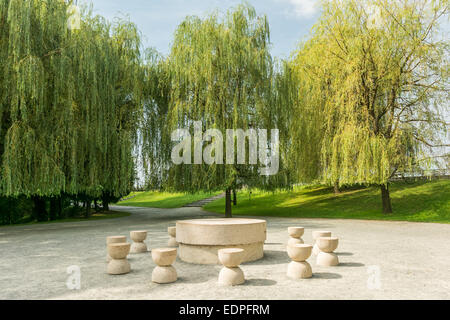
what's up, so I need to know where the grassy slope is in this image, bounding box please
[117,191,221,208]
[203,180,450,223]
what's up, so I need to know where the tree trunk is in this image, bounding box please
[70,199,79,218]
[232,189,237,206]
[32,196,48,222]
[380,184,393,214]
[85,200,91,218]
[225,188,232,218]
[94,200,100,212]
[57,196,64,219]
[333,181,341,194]
[49,197,61,221]
[102,195,109,211]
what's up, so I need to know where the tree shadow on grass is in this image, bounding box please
[237,216,338,229]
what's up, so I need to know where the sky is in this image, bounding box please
[79,0,321,59]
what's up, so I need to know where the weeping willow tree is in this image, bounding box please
[290,0,449,213]
[65,11,144,212]
[142,4,292,217]
[140,48,171,190]
[0,0,143,221]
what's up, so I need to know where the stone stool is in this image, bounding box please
[288,227,304,246]
[316,237,339,266]
[168,226,178,247]
[312,230,332,255]
[107,243,131,275]
[130,230,148,253]
[218,248,245,286]
[287,244,313,279]
[106,236,127,262]
[152,248,177,284]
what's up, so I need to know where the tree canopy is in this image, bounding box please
[289,0,449,212]
[0,0,143,220]
[141,4,292,216]
[1,0,448,223]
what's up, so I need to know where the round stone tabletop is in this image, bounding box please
[176,218,267,246]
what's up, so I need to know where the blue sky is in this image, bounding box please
[81,0,321,59]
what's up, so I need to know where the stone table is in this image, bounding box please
[176,218,266,264]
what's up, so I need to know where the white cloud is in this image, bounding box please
[287,0,317,17]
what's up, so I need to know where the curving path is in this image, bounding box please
[0,205,449,300]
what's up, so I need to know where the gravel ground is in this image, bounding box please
[0,205,449,300]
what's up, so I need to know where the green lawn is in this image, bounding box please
[117,190,221,208]
[0,211,131,228]
[203,180,450,223]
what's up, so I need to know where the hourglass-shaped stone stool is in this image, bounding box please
[312,230,331,255]
[106,236,127,262]
[288,227,304,246]
[316,237,339,266]
[218,248,245,286]
[287,244,313,279]
[130,230,148,253]
[107,243,131,275]
[168,226,178,247]
[151,248,177,284]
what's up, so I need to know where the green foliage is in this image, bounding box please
[0,196,32,224]
[0,0,143,201]
[140,48,171,189]
[289,0,449,187]
[1,0,447,221]
[141,3,292,195]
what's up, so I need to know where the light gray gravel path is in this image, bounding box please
[0,206,449,300]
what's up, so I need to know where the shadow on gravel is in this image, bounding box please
[245,250,290,265]
[245,279,277,286]
[336,252,353,256]
[339,262,364,267]
[176,274,215,284]
[176,264,219,284]
[313,272,342,279]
